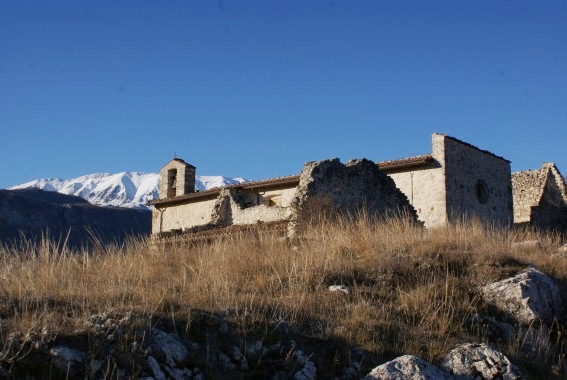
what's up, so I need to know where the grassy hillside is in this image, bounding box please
[0,215,565,378]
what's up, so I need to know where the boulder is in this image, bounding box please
[49,346,86,378]
[150,328,190,368]
[482,266,562,324]
[328,285,350,295]
[440,343,525,379]
[292,349,317,380]
[363,355,455,380]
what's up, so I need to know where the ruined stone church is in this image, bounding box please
[148,133,566,237]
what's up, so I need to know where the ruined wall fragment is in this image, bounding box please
[512,163,567,232]
[289,158,418,235]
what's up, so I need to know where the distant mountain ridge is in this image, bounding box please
[10,172,247,209]
[0,188,151,248]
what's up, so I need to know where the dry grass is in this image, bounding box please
[0,215,566,375]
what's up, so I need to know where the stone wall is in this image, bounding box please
[152,158,417,237]
[152,197,218,234]
[289,158,417,235]
[151,186,297,234]
[512,163,567,231]
[158,159,195,199]
[384,133,513,228]
[443,136,513,226]
[387,135,447,228]
[211,187,297,227]
[512,169,547,224]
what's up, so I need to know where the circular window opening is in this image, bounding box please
[475,180,489,204]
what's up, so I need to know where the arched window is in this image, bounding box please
[475,180,489,204]
[167,169,177,197]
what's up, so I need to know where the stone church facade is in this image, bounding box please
[380,133,514,228]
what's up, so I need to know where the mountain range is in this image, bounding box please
[9,172,247,209]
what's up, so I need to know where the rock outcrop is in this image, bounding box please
[363,355,455,380]
[0,311,377,379]
[482,266,562,324]
[440,343,525,380]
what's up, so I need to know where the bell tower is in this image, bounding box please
[159,158,196,198]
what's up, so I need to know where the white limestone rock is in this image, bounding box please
[292,349,317,380]
[328,285,350,295]
[482,266,562,324]
[49,346,86,377]
[147,356,166,380]
[511,240,541,250]
[440,343,525,379]
[363,355,455,380]
[150,328,190,368]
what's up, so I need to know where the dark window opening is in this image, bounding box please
[475,180,489,204]
[167,169,177,198]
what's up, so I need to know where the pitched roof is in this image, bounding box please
[160,158,196,170]
[148,174,300,206]
[377,154,434,172]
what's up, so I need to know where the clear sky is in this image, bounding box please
[1,0,566,189]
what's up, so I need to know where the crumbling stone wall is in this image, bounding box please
[289,158,417,235]
[151,186,297,234]
[512,168,548,224]
[152,158,418,237]
[211,187,296,227]
[513,163,567,231]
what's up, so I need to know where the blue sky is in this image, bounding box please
[1,0,566,189]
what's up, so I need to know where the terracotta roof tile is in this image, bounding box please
[377,154,434,171]
[148,174,300,206]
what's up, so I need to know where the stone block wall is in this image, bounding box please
[158,159,195,199]
[384,134,513,228]
[152,197,218,234]
[512,163,567,231]
[387,135,447,228]
[443,136,513,226]
[289,158,417,235]
[512,169,548,224]
[152,158,418,236]
[151,186,297,235]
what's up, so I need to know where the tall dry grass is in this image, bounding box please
[0,215,565,373]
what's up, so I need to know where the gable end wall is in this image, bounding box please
[443,137,513,226]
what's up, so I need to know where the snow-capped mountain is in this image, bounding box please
[10,172,247,209]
